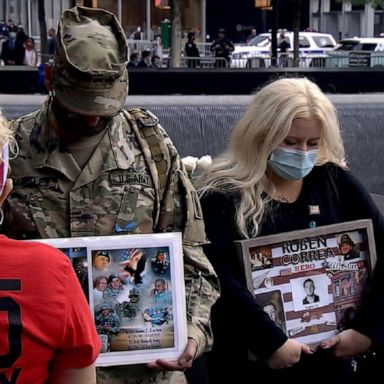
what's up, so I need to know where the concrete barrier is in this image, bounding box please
[1,94,384,198]
[3,67,384,94]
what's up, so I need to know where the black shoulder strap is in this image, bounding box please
[128,108,168,193]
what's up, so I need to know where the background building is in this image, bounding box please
[1,0,71,37]
[309,0,384,39]
[0,0,201,42]
[1,0,384,46]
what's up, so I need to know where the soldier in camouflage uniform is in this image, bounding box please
[96,302,121,336]
[103,274,124,300]
[3,6,219,384]
[118,287,141,319]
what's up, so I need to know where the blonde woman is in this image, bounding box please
[0,112,100,383]
[198,78,383,383]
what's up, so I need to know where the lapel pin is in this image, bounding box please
[308,205,320,215]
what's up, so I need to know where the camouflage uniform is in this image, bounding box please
[96,303,121,335]
[5,99,219,383]
[3,6,219,384]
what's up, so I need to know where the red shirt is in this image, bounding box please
[0,236,101,383]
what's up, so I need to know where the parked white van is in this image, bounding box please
[230,31,337,68]
[326,37,384,68]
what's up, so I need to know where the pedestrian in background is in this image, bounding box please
[0,25,24,65]
[210,28,234,68]
[127,51,139,67]
[246,27,257,44]
[137,49,152,67]
[278,32,290,67]
[23,36,38,67]
[47,27,56,56]
[185,32,200,68]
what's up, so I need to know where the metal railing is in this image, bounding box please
[229,52,384,69]
[195,42,214,57]
[4,36,384,70]
[157,56,229,68]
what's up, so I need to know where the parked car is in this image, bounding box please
[326,37,384,68]
[230,31,337,68]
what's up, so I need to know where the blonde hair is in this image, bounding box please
[197,77,346,238]
[0,111,14,161]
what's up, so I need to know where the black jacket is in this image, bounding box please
[1,39,24,65]
[200,163,384,383]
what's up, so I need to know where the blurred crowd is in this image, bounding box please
[0,19,55,67]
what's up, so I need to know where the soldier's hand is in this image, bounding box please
[147,338,197,371]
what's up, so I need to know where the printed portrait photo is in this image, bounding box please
[255,290,287,334]
[336,232,361,261]
[291,274,331,312]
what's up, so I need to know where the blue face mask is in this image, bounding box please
[268,146,318,180]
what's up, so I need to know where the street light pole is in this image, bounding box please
[201,0,206,44]
[146,0,151,40]
[27,0,32,36]
[271,0,278,67]
[5,0,10,23]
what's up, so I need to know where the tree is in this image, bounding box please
[279,0,301,67]
[271,0,278,66]
[171,0,182,68]
[38,0,48,63]
[270,0,301,67]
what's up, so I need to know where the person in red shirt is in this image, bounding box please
[0,112,101,383]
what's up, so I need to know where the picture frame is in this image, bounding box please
[235,219,376,346]
[32,232,186,367]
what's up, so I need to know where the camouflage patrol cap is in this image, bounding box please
[129,288,140,297]
[100,302,113,311]
[53,6,128,116]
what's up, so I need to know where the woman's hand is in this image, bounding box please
[320,329,372,358]
[266,339,313,369]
